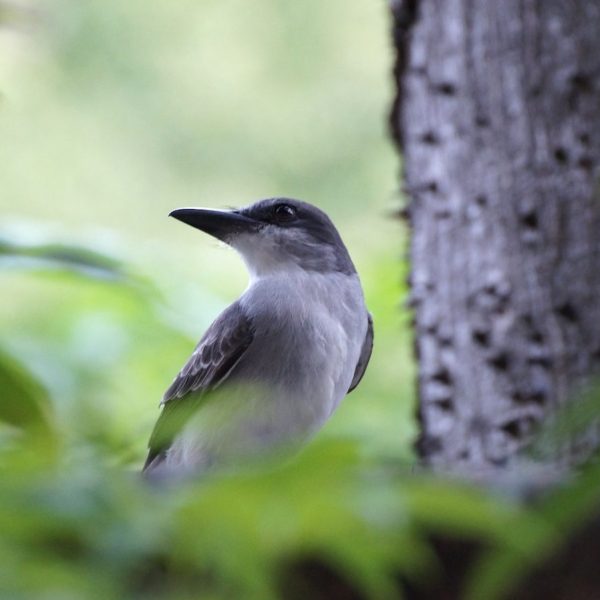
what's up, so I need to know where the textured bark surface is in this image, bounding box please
[391,0,600,469]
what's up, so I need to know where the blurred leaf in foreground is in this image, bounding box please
[0,346,53,436]
[0,231,136,284]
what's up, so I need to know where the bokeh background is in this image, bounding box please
[0,0,414,465]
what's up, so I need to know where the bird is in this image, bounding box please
[143,197,373,476]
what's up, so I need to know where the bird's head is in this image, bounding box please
[169,198,355,279]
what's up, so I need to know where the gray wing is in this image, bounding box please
[143,301,254,472]
[348,313,373,393]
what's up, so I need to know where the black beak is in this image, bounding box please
[169,208,260,241]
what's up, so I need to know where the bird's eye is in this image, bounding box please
[272,204,297,223]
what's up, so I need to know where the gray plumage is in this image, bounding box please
[144,198,373,476]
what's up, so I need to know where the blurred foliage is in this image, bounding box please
[0,346,53,436]
[0,1,599,599]
[0,232,129,281]
[2,334,600,599]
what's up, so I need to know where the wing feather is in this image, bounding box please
[143,301,254,472]
[347,313,373,393]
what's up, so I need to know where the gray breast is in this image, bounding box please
[238,271,367,404]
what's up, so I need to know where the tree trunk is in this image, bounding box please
[391,0,600,471]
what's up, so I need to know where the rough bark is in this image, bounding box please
[391,0,600,470]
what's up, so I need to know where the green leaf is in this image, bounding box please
[0,234,129,282]
[0,346,53,435]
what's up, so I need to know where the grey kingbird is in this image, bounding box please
[143,198,373,476]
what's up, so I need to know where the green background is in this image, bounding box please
[0,0,414,465]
